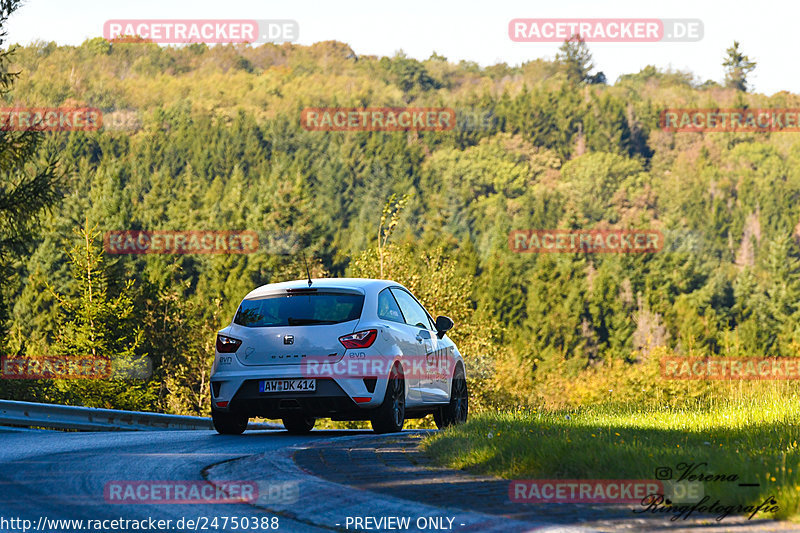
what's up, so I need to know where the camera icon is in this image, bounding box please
[655,467,673,480]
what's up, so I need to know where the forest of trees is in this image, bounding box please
[2,35,800,415]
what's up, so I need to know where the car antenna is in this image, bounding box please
[302,251,313,287]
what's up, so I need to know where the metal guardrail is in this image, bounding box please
[0,400,279,432]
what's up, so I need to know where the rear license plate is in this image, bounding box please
[259,379,316,393]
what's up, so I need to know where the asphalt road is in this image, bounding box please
[0,427,376,533]
[2,427,794,533]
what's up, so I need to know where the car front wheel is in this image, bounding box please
[434,366,468,429]
[371,364,405,434]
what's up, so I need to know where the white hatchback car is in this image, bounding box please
[209,278,468,434]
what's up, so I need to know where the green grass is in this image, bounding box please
[422,395,800,520]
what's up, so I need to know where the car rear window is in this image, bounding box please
[234,292,364,327]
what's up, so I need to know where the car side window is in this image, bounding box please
[390,288,435,330]
[377,288,405,324]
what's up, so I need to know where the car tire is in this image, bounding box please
[282,415,316,434]
[434,365,468,430]
[212,410,249,435]
[371,364,405,434]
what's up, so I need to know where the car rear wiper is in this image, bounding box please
[287,318,336,325]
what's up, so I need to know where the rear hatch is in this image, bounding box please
[229,287,364,366]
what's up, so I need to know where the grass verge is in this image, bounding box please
[422,395,800,521]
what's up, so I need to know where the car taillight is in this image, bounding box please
[339,329,378,349]
[216,334,242,353]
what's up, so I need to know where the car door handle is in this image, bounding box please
[415,335,424,343]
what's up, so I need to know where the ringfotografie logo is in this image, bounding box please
[638,465,777,522]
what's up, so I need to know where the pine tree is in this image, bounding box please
[555,36,605,85]
[43,222,155,410]
[0,0,62,341]
[723,41,756,92]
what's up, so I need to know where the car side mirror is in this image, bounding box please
[434,315,454,339]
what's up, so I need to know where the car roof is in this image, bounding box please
[243,277,401,299]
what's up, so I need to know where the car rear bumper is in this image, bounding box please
[210,362,390,418]
[217,377,376,419]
